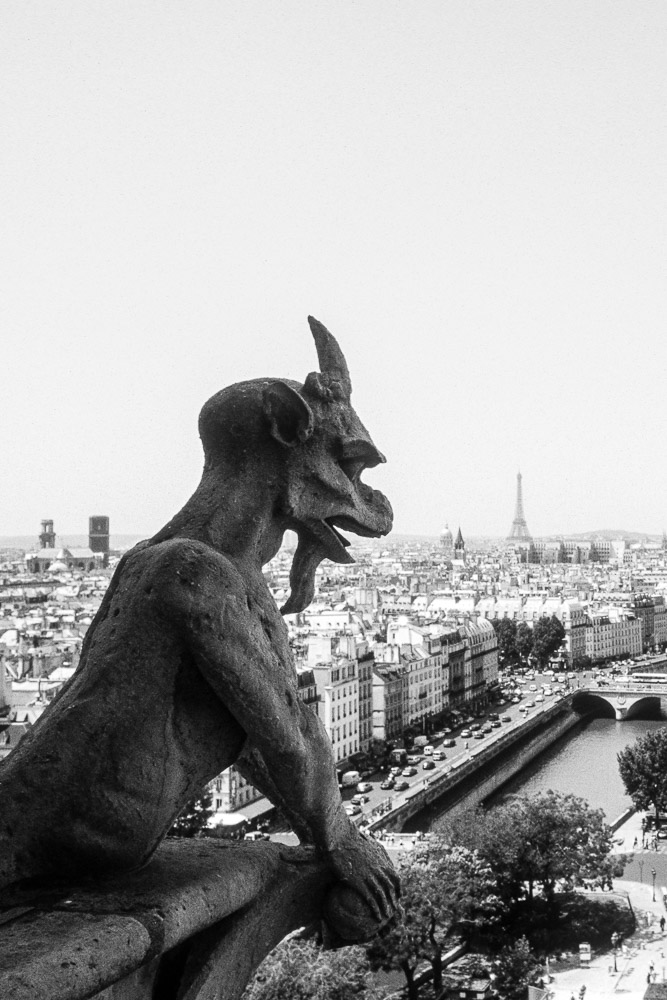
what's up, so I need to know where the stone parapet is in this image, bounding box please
[0,839,333,1000]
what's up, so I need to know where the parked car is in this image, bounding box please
[357,781,373,793]
[501,715,512,723]
[469,723,481,732]
[407,754,422,765]
[351,793,370,805]
[657,828,667,840]
[432,750,446,760]
[344,803,361,816]
[394,780,410,791]
[422,759,436,770]
[488,713,500,721]
[380,778,395,790]
[460,729,472,738]
[442,739,456,747]
[402,766,417,776]
[423,745,434,756]
[244,831,270,842]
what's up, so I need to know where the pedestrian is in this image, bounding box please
[648,973,652,985]
[660,916,665,932]
[634,836,638,848]
[465,741,469,750]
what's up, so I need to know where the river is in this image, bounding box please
[431,715,667,831]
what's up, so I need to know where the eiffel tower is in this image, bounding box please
[507,471,532,542]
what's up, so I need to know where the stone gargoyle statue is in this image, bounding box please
[0,317,399,942]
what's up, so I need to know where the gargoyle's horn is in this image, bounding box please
[307,315,352,400]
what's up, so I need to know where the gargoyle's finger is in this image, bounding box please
[367,873,397,920]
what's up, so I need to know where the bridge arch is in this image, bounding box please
[572,689,663,721]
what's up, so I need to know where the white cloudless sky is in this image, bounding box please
[2,1,666,541]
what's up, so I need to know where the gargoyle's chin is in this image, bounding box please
[280,521,354,616]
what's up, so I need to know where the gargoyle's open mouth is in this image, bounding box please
[316,515,386,565]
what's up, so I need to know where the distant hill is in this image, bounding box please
[0,534,145,553]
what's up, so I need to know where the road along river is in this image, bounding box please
[425,715,667,833]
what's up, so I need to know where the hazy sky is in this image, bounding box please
[3,2,667,541]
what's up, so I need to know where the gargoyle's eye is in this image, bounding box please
[339,457,366,482]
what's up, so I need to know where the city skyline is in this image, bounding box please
[3,3,667,540]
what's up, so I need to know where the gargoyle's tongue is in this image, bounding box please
[280,522,354,615]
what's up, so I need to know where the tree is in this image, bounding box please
[366,840,502,998]
[515,623,533,664]
[532,616,565,668]
[492,936,543,1000]
[442,792,622,924]
[492,619,518,667]
[168,786,213,838]
[243,937,384,1000]
[618,726,667,822]
[573,654,592,672]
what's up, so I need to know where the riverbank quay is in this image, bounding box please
[368,697,581,835]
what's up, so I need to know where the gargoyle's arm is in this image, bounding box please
[162,548,350,851]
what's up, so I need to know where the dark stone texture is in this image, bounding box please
[0,840,336,1000]
[0,317,399,953]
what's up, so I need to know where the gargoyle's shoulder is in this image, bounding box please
[130,538,246,602]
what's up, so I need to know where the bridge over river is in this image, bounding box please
[572,679,667,720]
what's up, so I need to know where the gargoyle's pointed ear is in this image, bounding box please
[263,381,314,448]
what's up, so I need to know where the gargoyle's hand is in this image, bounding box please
[322,826,400,943]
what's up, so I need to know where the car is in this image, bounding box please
[344,803,361,816]
[356,781,373,793]
[481,725,493,734]
[394,780,410,791]
[460,729,472,738]
[657,828,667,840]
[422,759,436,770]
[491,720,501,728]
[525,700,535,707]
[432,750,446,760]
[351,793,370,805]
[567,672,575,679]
[423,745,434,756]
[511,697,521,704]
[473,731,485,740]
[407,754,422,765]
[488,713,499,721]
[389,766,402,776]
[380,778,395,790]
[432,730,446,740]
[535,695,544,703]
[244,831,270,842]
[529,684,537,691]
[402,766,417,776]
[501,715,512,722]
[442,739,456,747]
[469,723,481,732]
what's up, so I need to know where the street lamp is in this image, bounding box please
[611,932,620,973]
[653,868,657,902]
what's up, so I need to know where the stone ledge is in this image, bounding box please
[0,839,334,1000]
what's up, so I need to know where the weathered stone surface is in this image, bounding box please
[0,317,399,951]
[0,840,336,1000]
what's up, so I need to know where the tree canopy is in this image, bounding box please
[441,791,622,927]
[168,786,213,838]
[366,840,501,999]
[618,726,667,820]
[531,616,565,668]
[492,936,543,1000]
[243,937,383,1000]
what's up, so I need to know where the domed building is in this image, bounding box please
[440,524,453,558]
